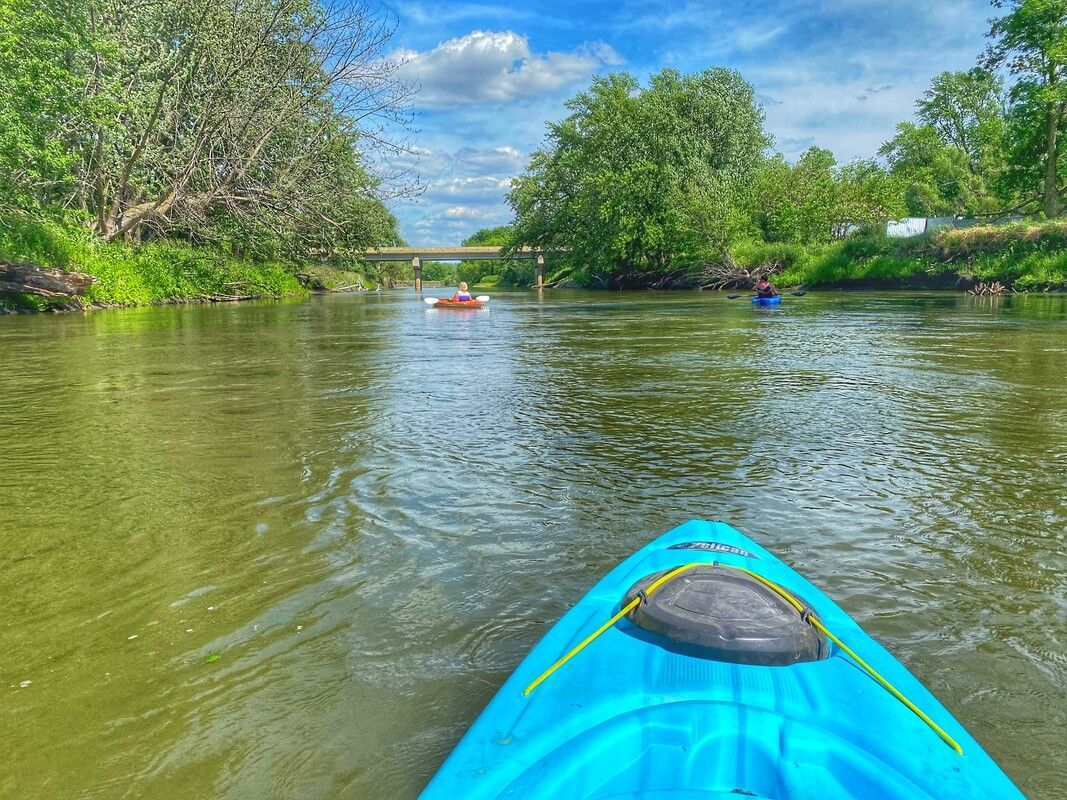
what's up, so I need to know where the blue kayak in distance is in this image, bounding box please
[753,295,781,306]
[420,520,1024,800]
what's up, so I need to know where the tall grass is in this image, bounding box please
[0,214,307,310]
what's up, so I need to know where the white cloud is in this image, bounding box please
[387,143,527,245]
[454,145,527,175]
[425,175,513,203]
[396,30,623,107]
[444,206,488,218]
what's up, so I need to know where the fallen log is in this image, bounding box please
[203,293,258,302]
[0,260,96,298]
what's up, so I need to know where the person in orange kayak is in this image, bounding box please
[452,281,473,302]
[755,277,778,299]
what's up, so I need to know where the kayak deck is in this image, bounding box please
[419,520,1023,800]
[432,299,485,309]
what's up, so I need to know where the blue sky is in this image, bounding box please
[377,0,994,245]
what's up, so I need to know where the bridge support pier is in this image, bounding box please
[412,256,421,292]
[535,254,544,289]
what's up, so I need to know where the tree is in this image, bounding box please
[509,68,769,287]
[986,0,1067,217]
[0,0,84,213]
[750,148,907,243]
[996,78,1067,210]
[457,225,509,283]
[751,147,838,243]
[918,69,1007,167]
[881,123,984,215]
[880,69,1010,215]
[834,160,908,226]
[1,0,410,265]
[71,0,412,249]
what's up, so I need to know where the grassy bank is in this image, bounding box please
[0,215,312,312]
[744,222,1067,291]
[531,222,1067,291]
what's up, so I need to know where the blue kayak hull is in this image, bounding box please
[753,296,781,305]
[420,520,1024,800]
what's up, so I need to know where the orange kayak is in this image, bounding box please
[433,299,485,309]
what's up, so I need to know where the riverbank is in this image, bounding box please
[0,215,374,313]
[6,217,1066,313]
[530,222,1067,292]
[760,221,1067,291]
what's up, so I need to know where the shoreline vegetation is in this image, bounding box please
[0,214,376,313]
[1,0,411,314]
[4,214,1064,315]
[3,0,1067,313]
[429,219,1067,294]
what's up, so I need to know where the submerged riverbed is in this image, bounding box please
[1,290,1064,799]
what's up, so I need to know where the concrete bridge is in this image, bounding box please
[363,246,545,291]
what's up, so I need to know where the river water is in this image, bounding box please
[1,290,1064,799]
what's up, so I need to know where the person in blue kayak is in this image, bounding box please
[755,277,778,299]
[452,281,473,302]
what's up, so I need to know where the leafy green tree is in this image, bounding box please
[835,160,908,226]
[459,225,518,284]
[0,0,84,213]
[996,78,1067,211]
[750,148,907,243]
[880,69,1010,215]
[986,0,1067,217]
[509,68,769,287]
[1,0,408,272]
[918,69,1007,166]
[751,148,838,243]
[880,124,974,215]
[69,0,408,252]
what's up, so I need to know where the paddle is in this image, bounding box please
[726,290,807,299]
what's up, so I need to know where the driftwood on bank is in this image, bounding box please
[696,255,778,290]
[969,281,1010,296]
[0,260,96,298]
[295,272,365,293]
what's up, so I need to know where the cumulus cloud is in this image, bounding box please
[443,206,489,219]
[410,202,512,243]
[424,175,513,203]
[388,143,527,244]
[453,145,527,175]
[396,30,623,107]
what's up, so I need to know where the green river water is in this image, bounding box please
[1,290,1064,799]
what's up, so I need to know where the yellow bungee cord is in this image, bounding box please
[522,560,963,755]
